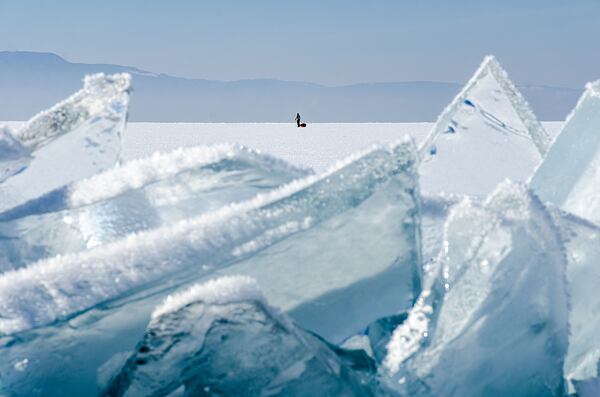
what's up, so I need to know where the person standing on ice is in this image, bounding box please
[295,113,301,127]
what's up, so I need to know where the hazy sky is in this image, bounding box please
[1,0,599,88]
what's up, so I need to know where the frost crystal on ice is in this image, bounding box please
[419,56,549,196]
[0,73,131,211]
[366,313,408,364]
[384,181,568,397]
[0,139,421,344]
[100,276,377,397]
[0,144,308,270]
[530,80,600,224]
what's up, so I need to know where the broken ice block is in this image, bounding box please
[0,139,421,343]
[531,81,600,224]
[0,144,308,270]
[100,276,378,397]
[384,181,568,397]
[0,126,31,183]
[0,73,131,211]
[551,210,600,392]
[419,56,549,196]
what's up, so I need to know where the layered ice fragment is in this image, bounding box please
[0,144,308,270]
[384,181,568,397]
[420,195,458,267]
[551,210,600,391]
[100,276,378,397]
[0,139,421,343]
[530,81,600,224]
[0,73,131,211]
[419,56,550,196]
[0,126,32,183]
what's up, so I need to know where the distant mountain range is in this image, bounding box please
[0,51,582,122]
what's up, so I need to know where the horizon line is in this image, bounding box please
[0,50,583,91]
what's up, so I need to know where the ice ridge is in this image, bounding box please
[0,139,419,335]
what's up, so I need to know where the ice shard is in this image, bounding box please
[0,138,421,341]
[419,56,550,196]
[0,144,308,270]
[359,195,460,370]
[383,181,568,397]
[530,81,600,224]
[0,73,131,211]
[420,195,457,266]
[0,126,32,183]
[208,143,422,343]
[100,276,378,397]
[551,210,600,391]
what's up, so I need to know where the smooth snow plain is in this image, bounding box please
[121,122,563,171]
[3,121,563,172]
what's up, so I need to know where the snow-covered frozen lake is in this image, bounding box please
[2,121,564,171]
[121,123,433,170]
[120,122,563,171]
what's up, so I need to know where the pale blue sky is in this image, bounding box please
[0,0,599,88]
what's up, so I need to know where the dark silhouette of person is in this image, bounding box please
[295,113,301,127]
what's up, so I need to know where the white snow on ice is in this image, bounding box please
[69,143,309,208]
[151,275,263,319]
[0,140,412,334]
